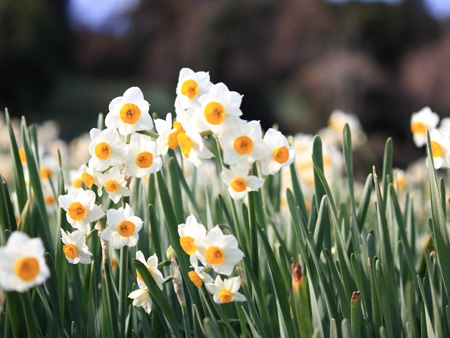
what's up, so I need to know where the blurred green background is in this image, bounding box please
[1,0,449,168]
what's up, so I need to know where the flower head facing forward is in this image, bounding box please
[101,204,143,249]
[219,120,268,165]
[105,86,153,135]
[260,128,296,175]
[58,188,104,234]
[220,162,265,200]
[135,251,164,290]
[177,214,207,256]
[128,288,152,314]
[410,106,439,147]
[197,82,243,136]
[97,166,131,204]
[205,275,246,304]
[194,226,244,276]
[175,68,213,111]
[88,128,128,171]
[60,229,92,264]
[0,231,50,292]
[124,133,162,178]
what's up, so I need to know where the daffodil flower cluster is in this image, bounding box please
[178,214,246,304]
[54,67,299,314]
[410,106,450,169]
[156,67,296,200]
[57,86,162,263]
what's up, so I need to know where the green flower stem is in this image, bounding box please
[138,130,159,139]
[85,228,98,241]
[118,247,129,338]
[181,303,192,338]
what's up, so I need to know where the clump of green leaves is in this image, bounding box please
[0,111,448,338]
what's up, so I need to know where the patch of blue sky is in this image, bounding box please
[67,0,450,36]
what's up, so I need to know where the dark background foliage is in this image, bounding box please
[1,0,449,167]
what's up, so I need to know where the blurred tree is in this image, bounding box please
[0,0,74,119]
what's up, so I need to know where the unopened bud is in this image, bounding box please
[166,245,176,261]
[291,258,303,287]
[351,291,361,300]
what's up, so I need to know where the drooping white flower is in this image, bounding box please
[0,231,50,292]
[124,133,162,178]
[128,288,152,314]
[260,128,295,175]
[58,188,104,234]
[175,119,214,167]
[80,164,100,190]
[194,226,244,276]
[88,128,128,171]
[154,112,177,156]
[205,275,246,304]
[105,86,153,136]
[60,229,92,264]
[410,106,439,147]
[188,254,214,288]
[135,251,164,290]
[429,128,450,169]
[101,204,143,249]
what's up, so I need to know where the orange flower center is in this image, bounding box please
[230,178,247,192]
[63,244,78,259]
[181,79,199,99]
[177,133,192,157]
[180,236,196,255]
[273,146,289,164]
[205,246,225,265]
[168,123,185,150]
[118,220,135,237]
[204,102,226,125]
[188,271,203,287]
[19,148,27,163]
[136,267,151,281]
[40,166,54,179]
[135,151,153,168]
[120,103,141,124]
[411,121,427,135]
[234,136,253,155]
[105,180,119,192]
[218,289,233,303]
[431,141,443,158]
[45,195,56,205]
[72,177,83,189]
[81,172,95,188]
[14,257,40,281]
[94,142,111,160]
[67,202,87,221]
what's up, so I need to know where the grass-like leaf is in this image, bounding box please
[133,259,182,338]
